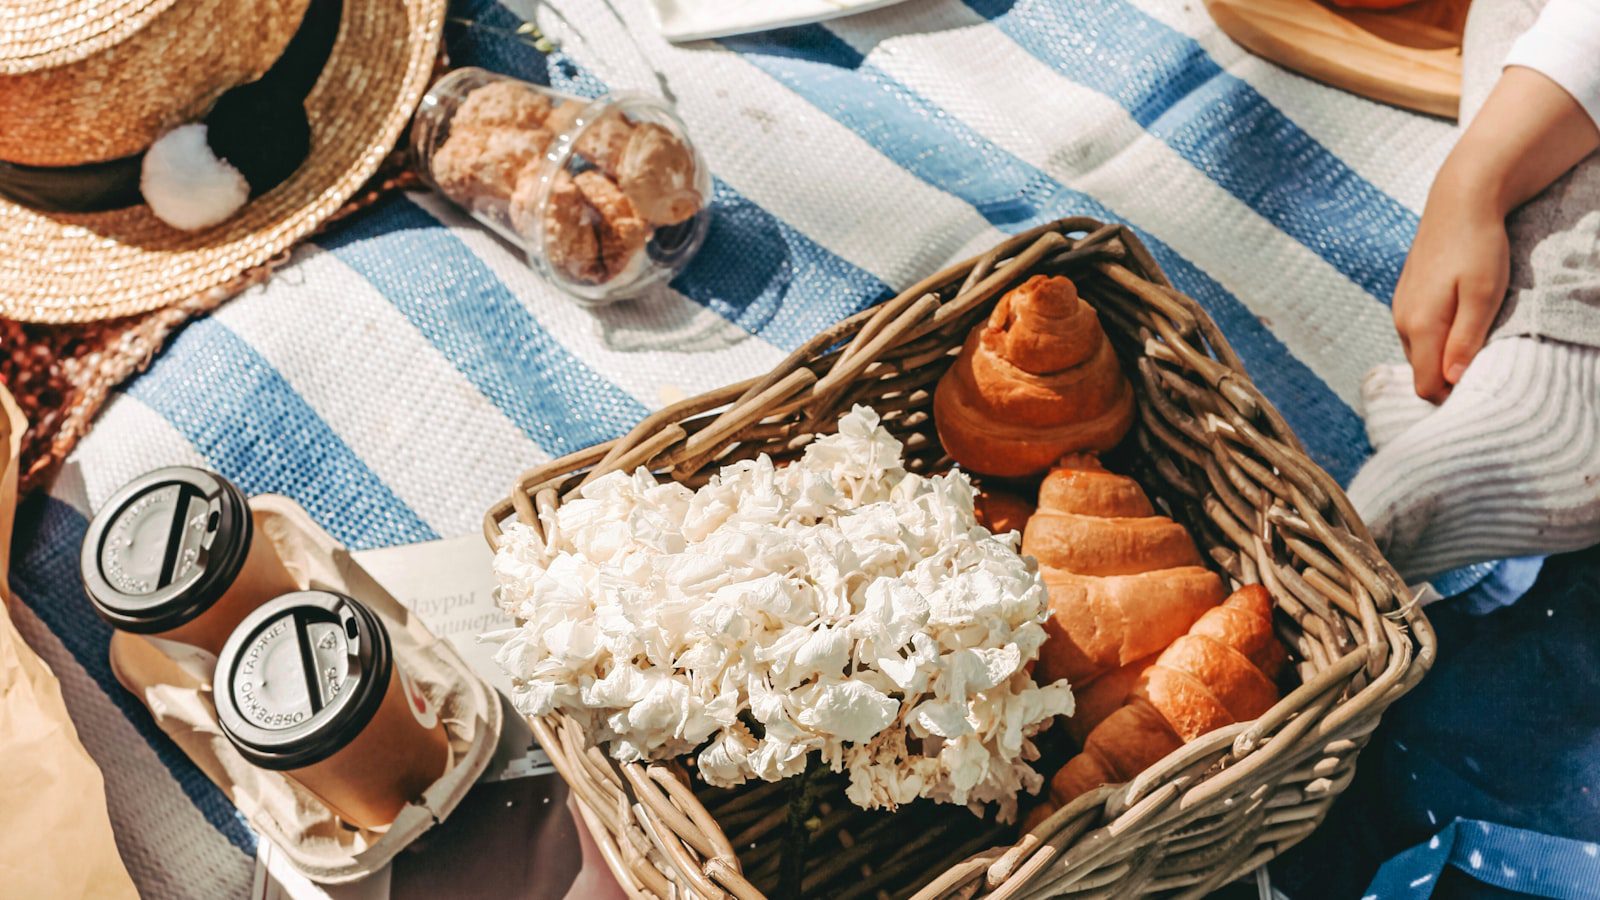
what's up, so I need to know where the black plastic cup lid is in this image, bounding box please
[80,466,253,634]
[215,591,394,771]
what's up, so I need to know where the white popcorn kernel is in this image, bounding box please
[796,681,900,743]
[490,405,1074,819]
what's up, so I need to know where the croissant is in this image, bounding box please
[974,487,1035,537]
[1024,455,1225,686]
[1047,585,1285,806]
[934,275,1136,477]
[1065,652,1157,745]
[1065,581,1291,743]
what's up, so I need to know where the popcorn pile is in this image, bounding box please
[491,407,1074,820]
[428,80,701,285]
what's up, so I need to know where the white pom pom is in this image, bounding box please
[140,124,250,231]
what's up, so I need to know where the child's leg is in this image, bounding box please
[1352,0,1546,452]
[1348,0,1600,581]
[1348,337,1600,581]
[1358,362,1435,450]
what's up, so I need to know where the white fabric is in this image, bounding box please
[1348,338,1600,581]
[1505,0,1600,131]
[647,0,912,42]
[1355,363,1435,451]
[141,124,250,231]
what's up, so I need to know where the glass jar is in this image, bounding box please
[411,67,712,306]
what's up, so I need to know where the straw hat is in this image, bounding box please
[0,0,445,323]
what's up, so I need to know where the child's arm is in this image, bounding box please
[1393,0,1600,403]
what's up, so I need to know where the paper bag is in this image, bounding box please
[0,384,138,898]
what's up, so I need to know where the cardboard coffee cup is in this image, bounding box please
[214,591,450,830]
[81,466,298,656]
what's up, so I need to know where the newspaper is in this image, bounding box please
[357,536,516,696]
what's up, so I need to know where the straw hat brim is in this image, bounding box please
[0,0,445,324]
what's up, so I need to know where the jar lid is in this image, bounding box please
[215,591,394,770]
[79,466,253,634]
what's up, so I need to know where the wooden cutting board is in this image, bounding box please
[1204,0,1472,118]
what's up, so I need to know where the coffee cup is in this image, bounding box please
[81,466,298,657]
[214,590,450,830]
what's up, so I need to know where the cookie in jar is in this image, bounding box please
[412,68,711,305]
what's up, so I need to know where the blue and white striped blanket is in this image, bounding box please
[9,0,1462,894]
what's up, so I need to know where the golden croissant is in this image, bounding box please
[1045,585,1285,807]
[934,275,1135,477]
[1023,454,1226,687]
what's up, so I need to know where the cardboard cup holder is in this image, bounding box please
[108,495,502,883]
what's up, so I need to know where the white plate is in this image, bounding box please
[648,0,914,42]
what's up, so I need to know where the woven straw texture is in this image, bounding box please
[483,219,1437,899]
[1,0,176,70]
[0,0,308,165]
[0,0,445,324]
[0,162,421,496]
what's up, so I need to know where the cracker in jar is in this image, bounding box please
[544,99,584,139]
[618,122,701,226]
[432,125,552,204]
[573,171,649,282]
[532,171,604,283]
[574,108,635,176]
[455,80,553,131]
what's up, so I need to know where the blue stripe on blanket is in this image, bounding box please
[964,0,1417,303]
[316,196,650,456]
[444,7,609,98]
[1370,818,1600,899]
[8,498,258,855]
[447,4,898,349]
[673,183,898,348]
[125,321,436,551]
[724,24,1370,483]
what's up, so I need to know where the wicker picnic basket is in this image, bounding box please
[482,218,1436,899]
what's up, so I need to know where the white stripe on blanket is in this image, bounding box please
[1123,0,1456,213]
[830,0,1405,402]
[215,247,543,535]
[57,396,211,514]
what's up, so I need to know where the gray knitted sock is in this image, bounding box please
[1347,337,1600,581]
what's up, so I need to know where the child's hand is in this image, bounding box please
[1390,66,1600,403]
[1391,176,1511,403]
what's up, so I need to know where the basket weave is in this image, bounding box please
[483,219,1436,899]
